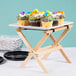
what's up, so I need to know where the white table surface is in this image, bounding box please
[9,21,74,31]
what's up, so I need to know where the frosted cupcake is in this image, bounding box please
[29,9,44,27]
[29,14,41,27]
[57,11,65,25]
[52,12,59,26]
[17,11,29,26]
[41,15,53,28]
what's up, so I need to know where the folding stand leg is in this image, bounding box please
[16,28,49,73]
[20,53,33,68]
[59,48,72,63]
[33,54,48,73]
[42,28,72,63]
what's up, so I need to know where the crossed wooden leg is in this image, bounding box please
[20,53,33,68]
[42,28,72,63]
[16,28,49,73]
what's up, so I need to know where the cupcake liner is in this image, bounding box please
[41,21,53,28]
[18,20,30,26]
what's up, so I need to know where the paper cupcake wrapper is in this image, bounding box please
[18,20,29,26]
[41,21,53,28]
[58,19,64,25]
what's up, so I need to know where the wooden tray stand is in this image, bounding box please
[16,25,72,73]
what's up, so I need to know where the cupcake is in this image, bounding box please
[52,12,59,26]
[41,15,53,28]
[29,15,41,27]
[17,11,30,26]
[57,11,65,25]
[29,9,44,27]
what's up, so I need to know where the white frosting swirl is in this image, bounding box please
[19,14,26,17]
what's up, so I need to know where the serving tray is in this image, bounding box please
[9,21,74,31]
